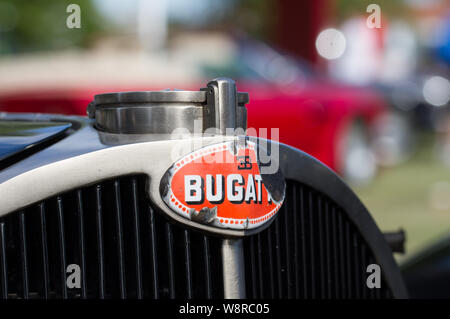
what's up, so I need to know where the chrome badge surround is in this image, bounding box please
[159,139,286,232]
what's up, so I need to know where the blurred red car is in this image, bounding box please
[0,38,388,183]
[0,81,385,180]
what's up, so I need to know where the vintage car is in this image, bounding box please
[0,78,406,299]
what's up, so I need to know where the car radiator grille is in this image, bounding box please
[0,176,394,299]
[243,179,392,299]
[0,175,224,299]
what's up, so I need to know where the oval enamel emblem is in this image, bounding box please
[160,140,285,230]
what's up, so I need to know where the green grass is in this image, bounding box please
[354,135,450,262]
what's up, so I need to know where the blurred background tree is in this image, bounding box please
[0,0,104,54]
[336,0,405,21]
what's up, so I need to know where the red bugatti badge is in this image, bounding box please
[160,140,285,230]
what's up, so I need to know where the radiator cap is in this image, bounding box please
[88,78,249,135]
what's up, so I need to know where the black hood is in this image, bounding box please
[0,119,71,169]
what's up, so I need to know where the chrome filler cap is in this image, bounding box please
[88,78,249,135]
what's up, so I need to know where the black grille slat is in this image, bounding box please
[113,181,127,299]
[369,256,377,299]
[244,180,393,299]
[0,175,223,299]
[282,202,293,298]
[274,217,282,298]
[361,244,368,299]
[317,196,325,298]
[39,203,50,299]
[331,207,340,298]
[76,190,87,298]
[0,223,7,299]
[352,232,361,299]
[248,237,257,298]
[131,178,143,299]
[291,183,300,298]
[307,192,316,299]
[56,197,67,299]
[266,227,275,298]
[299,186,308,298]
[95,185,106,299]
[165,223,175,298]
[337,212,346,298]
[345,221,353,299]
[203,236,212,299]
[19,212,29,299]
[183,230,192,299]
[324,202,332,299]
[256,233,264,298]
[148,206,159,299]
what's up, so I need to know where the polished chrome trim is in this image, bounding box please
[89,78,249,135]
[221,239,246,299]
[93,89,249,106]
[94,90,207,104]
[207,78,237,134]
[94,102,204,134]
